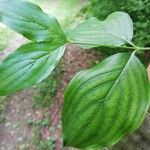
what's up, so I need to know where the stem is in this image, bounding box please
[71,42,136,50]
[71,41,150,52]
[138,47,150,51]
[111,46,136,50]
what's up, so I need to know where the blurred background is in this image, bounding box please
[0,0,149,150]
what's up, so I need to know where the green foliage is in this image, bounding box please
[0,96,7,123]
[29,0,48,4]
[0,0,67,95]
[0,0,66,43]
[0,97,6,113]
[27,110,53,149]
[67,12,133,48]
[28,113,51,128]
[62,53,150,149]
[84,0,150,47]
[0,25,11,51]
[28,112,54,150]
[37,139,55,150]
[54,0,81,28]
[0,1,149,149]
[0,42,65,95]
[32,126,41,145]
[33,69,60,108]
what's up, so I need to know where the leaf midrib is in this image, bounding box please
[71,53,135,145]
[104,53,134,100]
[69,32,132,46]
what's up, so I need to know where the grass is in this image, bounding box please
[28,112,51,127]
[27,112,55,150]
[32,127,55,150]
[37,139,55,150]
[33,67,61,108]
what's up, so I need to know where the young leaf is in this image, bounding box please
[66,12,133,48]
[0,42,65,95]
[0,0,66,43]
[62,53,150,149]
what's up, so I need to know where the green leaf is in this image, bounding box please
[62,53,150,149]
[0,0,66,43]
[66,12,133,48]
[0,42,65,95]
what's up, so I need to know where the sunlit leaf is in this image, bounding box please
[0,0,66,43]
[62,53,150,149]
[0,42,65,95]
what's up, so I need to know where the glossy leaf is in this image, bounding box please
[66,12,133,48]
[62,53,150,149]
[0,42,65,95]
[0,0,66,43]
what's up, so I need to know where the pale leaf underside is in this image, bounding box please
[66,12,133,48]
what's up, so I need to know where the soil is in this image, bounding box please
[0,90,35,150]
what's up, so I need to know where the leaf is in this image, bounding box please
[0,0,66,43]
[66,12,133,49]
[0,41,65,95]
[62,53,150,149]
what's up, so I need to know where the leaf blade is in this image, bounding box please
[62,53,150,149]
[0,0,66,43]
[0,42,65,95]
[66,12,133,48]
